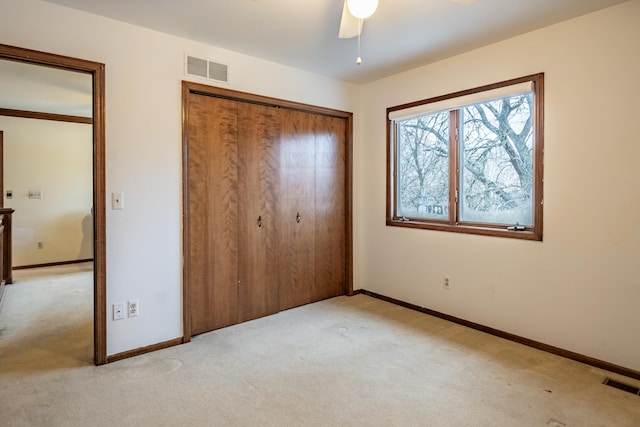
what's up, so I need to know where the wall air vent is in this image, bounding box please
[185,55,229,83]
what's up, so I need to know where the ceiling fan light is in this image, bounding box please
[347,0,379,19]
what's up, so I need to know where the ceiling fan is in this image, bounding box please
[338,0,476,39]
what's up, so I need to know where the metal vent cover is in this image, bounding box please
[603,378,640,395]
[208,61,228,82]
[185,55,229,83]
[186,56,207,79]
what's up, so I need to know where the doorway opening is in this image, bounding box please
[0,44,106,365]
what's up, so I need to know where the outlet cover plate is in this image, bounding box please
[128,299,139,317]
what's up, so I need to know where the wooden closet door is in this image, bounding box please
[278,109,317,310]
[313,115,347,301]
[237,103,281,322]
[186,93,239,335]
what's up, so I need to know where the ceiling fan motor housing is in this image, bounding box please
[347,0,379,19]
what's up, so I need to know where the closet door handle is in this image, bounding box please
[257,215,263,228]
[296,212,301,223]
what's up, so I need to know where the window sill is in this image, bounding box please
[386,218,542,241]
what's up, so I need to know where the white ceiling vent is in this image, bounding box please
[185,55,229,83]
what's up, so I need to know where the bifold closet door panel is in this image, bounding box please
[237,103,281,322]
[314,115,347,301]
[186,94,239,335]
[278,109,317,310]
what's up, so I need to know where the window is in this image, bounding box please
[387,74,544,240]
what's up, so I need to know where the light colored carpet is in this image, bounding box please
[1,265,639,427]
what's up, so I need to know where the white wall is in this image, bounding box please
[1,117,93,266]
[2,0,638,373]
[357,0,640,371]
[0,0,359,356]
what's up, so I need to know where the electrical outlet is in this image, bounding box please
[443,276,451,290]
[128,299,139,317]
[113,302,125,320]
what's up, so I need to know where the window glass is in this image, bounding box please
[396,111,449,220]
[387,74,543,240]
[459,93,533,225]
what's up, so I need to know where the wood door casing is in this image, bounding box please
[186,93,239,335]
[1,131,3,208]
[237,103,280,322]
[0,44,107,365]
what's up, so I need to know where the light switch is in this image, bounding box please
[112,192,124,210]
[28,190,43,199]
[113,302,125,320]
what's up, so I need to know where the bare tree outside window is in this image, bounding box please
[397,111,449,220]
[388,74,543,240]
[460,94,533,225]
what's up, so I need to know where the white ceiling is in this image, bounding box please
[0,0,628,117]
[42,0,627,84]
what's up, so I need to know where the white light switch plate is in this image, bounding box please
[113,302,125,320]
[112,192,124,210]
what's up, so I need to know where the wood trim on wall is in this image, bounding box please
[184,81,353,119]
[182,80,354,341]
[106,338,184,364]
[181,82,192,343]
[13,258,93,270]
[345,109,354,297]
[0,43,107,365]
[0,107,92,124]
[0,131,3,208]
[355,289,640,382]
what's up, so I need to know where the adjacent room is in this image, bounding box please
[0,0,639,425]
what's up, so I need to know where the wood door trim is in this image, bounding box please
[183,81,353,120]
[0,43,107,365]
[0,108,92,124]
[182,81,354,340]
[181,82,192,343]
[0,131,3,208]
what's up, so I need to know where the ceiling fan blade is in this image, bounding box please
[338,0,363,39]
